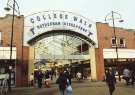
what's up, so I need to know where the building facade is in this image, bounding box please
[0,14,135,86]
[95,22,135,80]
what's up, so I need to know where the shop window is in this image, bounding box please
[111,37,117,47]
[119,38,126,48]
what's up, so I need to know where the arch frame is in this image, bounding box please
[27,30,96,47]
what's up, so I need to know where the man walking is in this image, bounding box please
[56,71,67,95]
[106,68,116,95]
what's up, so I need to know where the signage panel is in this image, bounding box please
[25,10,98,47]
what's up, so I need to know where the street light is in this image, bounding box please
[4,0,20,91]
[4,0,20,15]
[4,0,20,61]
[105,11,124,81]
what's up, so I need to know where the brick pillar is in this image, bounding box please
[95,48,105,81]
[89,48,105,81]
[89,48,97,81]
[28,46,34,82]
[16,63,22,87]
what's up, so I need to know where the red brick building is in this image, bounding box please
[95,22,135,80]
[0,14,29,87]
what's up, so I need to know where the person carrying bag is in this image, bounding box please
[56,72,67,95]
[66,79,72,95]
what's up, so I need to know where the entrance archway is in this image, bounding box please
[24,10,103,81]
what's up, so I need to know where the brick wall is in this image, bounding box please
[0,15,29,87]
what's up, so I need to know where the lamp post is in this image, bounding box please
[4,0,20,90]
[4,0,20,63]
[105,11,123,81]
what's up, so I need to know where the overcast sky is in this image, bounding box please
[0,0,135,29]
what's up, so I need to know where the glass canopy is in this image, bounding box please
[34,33,89,60]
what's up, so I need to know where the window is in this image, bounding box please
[111,37,117,47]
[119,38,126,47]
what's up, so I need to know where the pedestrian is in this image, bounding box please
[50,69,54,80]
[34,70,38,87]
[131,69,135,85]
[44,70,50,88]
[76,72,81,81]
[64,69,72,85]
[37,71,43,88]
[123,67,130,85]
[29,73,34,87]
[6,67,11,92]
[105,68,116,95]
[0,70,9,94]
[56,71,67,95]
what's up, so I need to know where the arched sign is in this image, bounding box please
[24,10,98,47]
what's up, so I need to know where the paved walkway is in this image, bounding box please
[3,80,135,95]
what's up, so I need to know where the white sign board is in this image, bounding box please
[103,49,135,59]
[24,10,98,47]
[0,47,16,59]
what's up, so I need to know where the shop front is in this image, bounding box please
[0,47,16,86]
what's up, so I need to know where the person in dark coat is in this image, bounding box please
[106,68,116,95]
[44,70,50,88]
[56,72,67,95]
[37,71,43,88]
[64,70,72,85]
[131,69,135,85]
